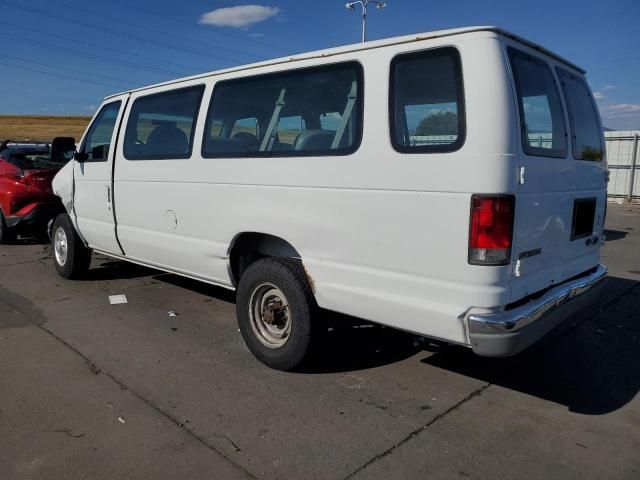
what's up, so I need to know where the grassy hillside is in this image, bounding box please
[0,115,91,143]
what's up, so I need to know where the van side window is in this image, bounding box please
[81,101,121,162]
[124,85,205,160]
[390,47,465,153]
[508,48,567,158]
[277,116,306,149]
[202,62,363,158]
[555,68,603,161]
[230,117,260,148]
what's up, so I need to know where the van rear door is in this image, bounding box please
[506,46,607,300]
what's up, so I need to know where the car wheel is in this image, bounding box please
[236,257,319,371]
[0,210,15,244]
[52,214,91,279]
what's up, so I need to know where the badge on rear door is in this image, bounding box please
[518,248,542,259]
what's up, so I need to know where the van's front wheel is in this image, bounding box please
[52,214,91,279]
[236,258,317,371]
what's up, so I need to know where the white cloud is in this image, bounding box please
[248,32,265,37]
[599,103,640,119]
[593,85,616,101]
[199,5,280,28]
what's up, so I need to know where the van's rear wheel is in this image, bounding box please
[0,210,15,244]
[236,258,317,371]
[52,214,91,279]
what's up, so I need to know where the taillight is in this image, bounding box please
[469,195,515,265]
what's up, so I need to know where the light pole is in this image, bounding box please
[345,1,387,43]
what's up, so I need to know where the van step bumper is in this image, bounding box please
[467,264,607,357]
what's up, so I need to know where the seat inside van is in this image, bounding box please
[145,125,189,154]
[293,130,334,151]
[231,131,260,151]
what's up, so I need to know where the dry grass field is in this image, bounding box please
[0,115,306,147]
[0,115,91,143]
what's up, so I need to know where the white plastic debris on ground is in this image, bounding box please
[108,295,128,305]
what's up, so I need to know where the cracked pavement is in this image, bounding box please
[0,204,639,479]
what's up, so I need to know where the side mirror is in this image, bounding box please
[51,136,76,162]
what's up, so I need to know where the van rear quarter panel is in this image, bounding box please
[113,33,517,345]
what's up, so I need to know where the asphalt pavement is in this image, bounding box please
[1,204,638,480]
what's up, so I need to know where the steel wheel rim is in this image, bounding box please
[248,283,292,349]
[54,227,68,267]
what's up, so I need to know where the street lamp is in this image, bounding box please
[345,0,387,43]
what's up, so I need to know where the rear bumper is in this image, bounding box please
[467,264,607,357]
[5,202,62,231]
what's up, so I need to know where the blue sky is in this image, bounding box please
[1,0,638,129]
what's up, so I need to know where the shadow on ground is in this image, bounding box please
[160,272,424,371]
[82,258,640,415]
[155,272,237,303]
[86,259,160,281]
[8,234,48,246]
[300,312,426,373]
[604,229,628,241]
[90,258,423,371]
[423,276,640,416]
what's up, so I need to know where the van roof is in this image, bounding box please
[105,26,584,100]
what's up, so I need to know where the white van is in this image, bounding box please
[51,26,607,370]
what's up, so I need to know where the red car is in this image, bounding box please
[0,140,73,243]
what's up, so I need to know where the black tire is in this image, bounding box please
[0,209,15,244]
[236,257,319,371]
[51,214,92,279]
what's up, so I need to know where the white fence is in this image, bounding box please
[606,131,640,202]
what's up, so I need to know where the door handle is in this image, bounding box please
[106,185,111,203]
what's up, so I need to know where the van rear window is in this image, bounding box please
[508,48,567,158]
[556,68,603,161]
[389,47,465,153]
[202,62,363,158]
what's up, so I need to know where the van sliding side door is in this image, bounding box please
[73,94,128,254]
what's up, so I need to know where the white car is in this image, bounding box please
[51,26,607,370]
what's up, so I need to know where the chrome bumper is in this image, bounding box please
[467,264,607,357]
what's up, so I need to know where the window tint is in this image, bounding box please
[556,68,603,161]
[508,48,567,157]
[202,62,363,157]
[82,101,121,162]
[390,47,465,153]
[124,85,204,160]
[209,119,223,137]
[277,115,305,148]
[232,117,259,137]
